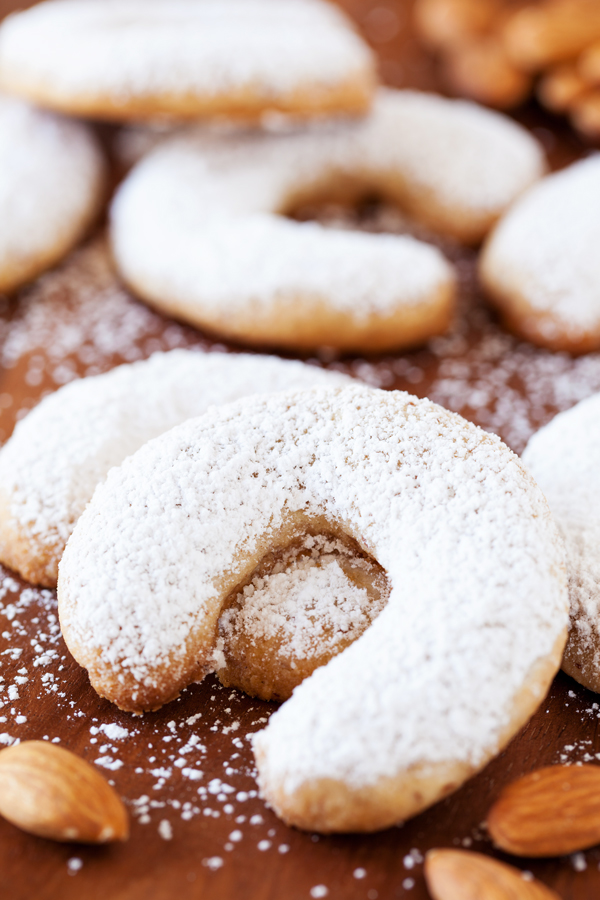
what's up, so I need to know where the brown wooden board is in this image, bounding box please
[0,2,600,899]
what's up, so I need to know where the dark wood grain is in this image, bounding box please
[1,2,600,899]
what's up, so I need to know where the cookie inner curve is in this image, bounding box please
[216,531,390,702]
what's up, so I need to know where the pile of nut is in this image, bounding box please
[415,0,600,140]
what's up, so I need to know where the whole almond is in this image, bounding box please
[425,849,560,900]
[487,764,600,857]
[0,740,128,843]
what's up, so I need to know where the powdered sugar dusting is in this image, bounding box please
[58,386,567,796]
[217,534,388,700]
[111,100,453,323]
[113,88,544,224]
[0,0,374,111]
[0,348,352,579]
[0,93,104,291]
[481,156,600,340]
[523,394,600,679]
[111,89,542,331]
[220,535,386,663]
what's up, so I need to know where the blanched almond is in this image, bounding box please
[425,848,560,900]
[0,740,128,843]
[487,764,600,857]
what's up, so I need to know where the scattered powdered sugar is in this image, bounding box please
[0,572,74,732]
[158,819,173,841]
[425,327,600,454]
[0,566,281,852]
[67,857,83,875]
[556,726,600,765]
[403,849,424,870]
[96,722,129,741]
[202,857,224,871]
[59,386,567,804]
[0,94,104,293]
[0,347,351,582]
[481,155,600,340]
[0,240,200,387]
[0,0,374,107]
[95,755,124,771]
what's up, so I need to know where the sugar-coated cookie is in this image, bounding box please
[522,393,600,693]
[480,156,600,353]
[58,386,568,832]
[111,89,544,352]
[0,350,351,588]
[0,0,375,123]
[0,93,104,293]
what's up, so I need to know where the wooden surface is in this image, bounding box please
[1,2,600,899]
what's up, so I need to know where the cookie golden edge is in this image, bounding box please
[0,487,62,587]
[254,629,567,833]
[0,69,377,124]
[117,267,456,354]
[478,256,600,354]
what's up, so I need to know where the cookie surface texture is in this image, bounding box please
[480,156,600,353]
[57,385,568,833]
[522,393,600,693]
[0,350,351,588]
[111,89,544,352]
[0,0,375,122]
[0,94,104,293]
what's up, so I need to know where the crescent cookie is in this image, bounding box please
[522,394,600,693]
[0,93,104,293]
[111,89,544,352]
[0,350,351,588]
[480,156,600,353]
[0,0,375,123]
[57,386,568,833]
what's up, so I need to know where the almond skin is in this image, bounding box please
[487,764,600,857]
[425,849,560,900]
[0,740,129,843]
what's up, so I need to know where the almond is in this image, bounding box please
[425,849,561,900]
[0,740,128,843]
[487,764,600,857]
